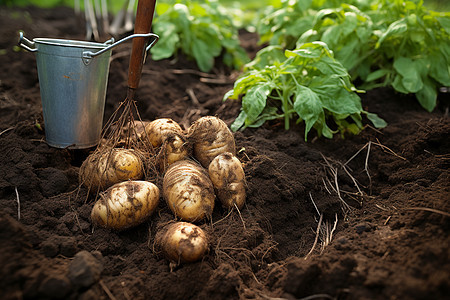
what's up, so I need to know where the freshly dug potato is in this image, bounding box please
[155,222,208,265]
[156,133,190,172]
[79,148,144,190]
[208,152,246,210]
[98,121,150,148]
[91,180,160,230]
[163,160,215,222]
[144,118,184,148]
[188,116,236,168]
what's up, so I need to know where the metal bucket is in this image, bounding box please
[18,32,158,149]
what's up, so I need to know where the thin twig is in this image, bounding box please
[186,88,200,106]
[322,178,332,194]
[374,139,406,160]
[261,242,278,264]
[405,207,450,217]
[365,141,372,193]
[329,213,338,243]
[199,77,234,84]
[343,143,368,166]
[99,280,117,300]
[212,209,234,226]
[73,210,85,234]
[171,69,217,78]
[234,203,246,230]
[305,214,323,260]
[375,204,389,211]
[15,187,20,220]
[0,127,14,136]
[340,164,363,197]
[309,192,321,217]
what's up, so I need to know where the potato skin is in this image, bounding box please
[91,181,160,230]
[79,148,144,190]
[208,152,246,209]
[188,116,236,168]
[144,118,184,148]
[163,160,215,222]
[156,133,191,172]
[155,222,208,264]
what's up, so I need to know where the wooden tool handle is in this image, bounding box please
[127,0,157,91]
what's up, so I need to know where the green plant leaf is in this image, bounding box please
[429,53,450,86]
[365,69,390,82]
[230,110,247,132]
[293,86,322,139]
[392,75,410,94]
[376,18,408,48]
[365,112,387,128]
[416,79,437,112]
[242,83,272,124]
[437,16,450,35]
[314,55,349,77]
[393,57,423,93]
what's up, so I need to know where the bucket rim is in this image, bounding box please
[33,38,108,49]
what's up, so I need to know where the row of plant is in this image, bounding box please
[257,0,450,113]
[147,0,449,140]
[7,0,448,139]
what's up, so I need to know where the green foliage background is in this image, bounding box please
[2,0,449,140]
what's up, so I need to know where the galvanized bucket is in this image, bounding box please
[18,32,158,149]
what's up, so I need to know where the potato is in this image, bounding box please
[155,222,208,266]
[144,118,184,148]
[208,152,246,210]
[79,148,144,190]
[91,180,160,230]
[156,133,190,172]
[187,116,236,168]
[163,160,215,222]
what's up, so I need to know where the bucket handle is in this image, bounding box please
[19,31,159,63]
[82,33,159,60]
[18,32,37,52]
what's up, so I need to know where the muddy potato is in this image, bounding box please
[188,116,236,168]
[91,181,160,230]
[79,148,144,190]
[163,160,215,222]
[208,152,246,209]
[156,133,190,172]
[144,118,184,148]
[155,222,208,265]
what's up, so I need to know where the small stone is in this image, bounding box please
[68,251,103,289]
[356,223,372,234]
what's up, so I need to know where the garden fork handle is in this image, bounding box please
[127,0,157,96]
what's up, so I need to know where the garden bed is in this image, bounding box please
[0,6,449,300]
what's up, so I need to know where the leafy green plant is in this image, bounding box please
[300,0,450,111]
[257,0,367,49]
[223,42,386,140]
[151,0,249,72]
[297,4,374,75]
[257,0,450,112]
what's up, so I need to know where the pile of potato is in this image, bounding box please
[79,116,246,265]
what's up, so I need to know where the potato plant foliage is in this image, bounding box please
[150,0,249,72]
[224,42,386,140]
[257,0,450,112]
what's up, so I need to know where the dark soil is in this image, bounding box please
[1,6,449,300]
